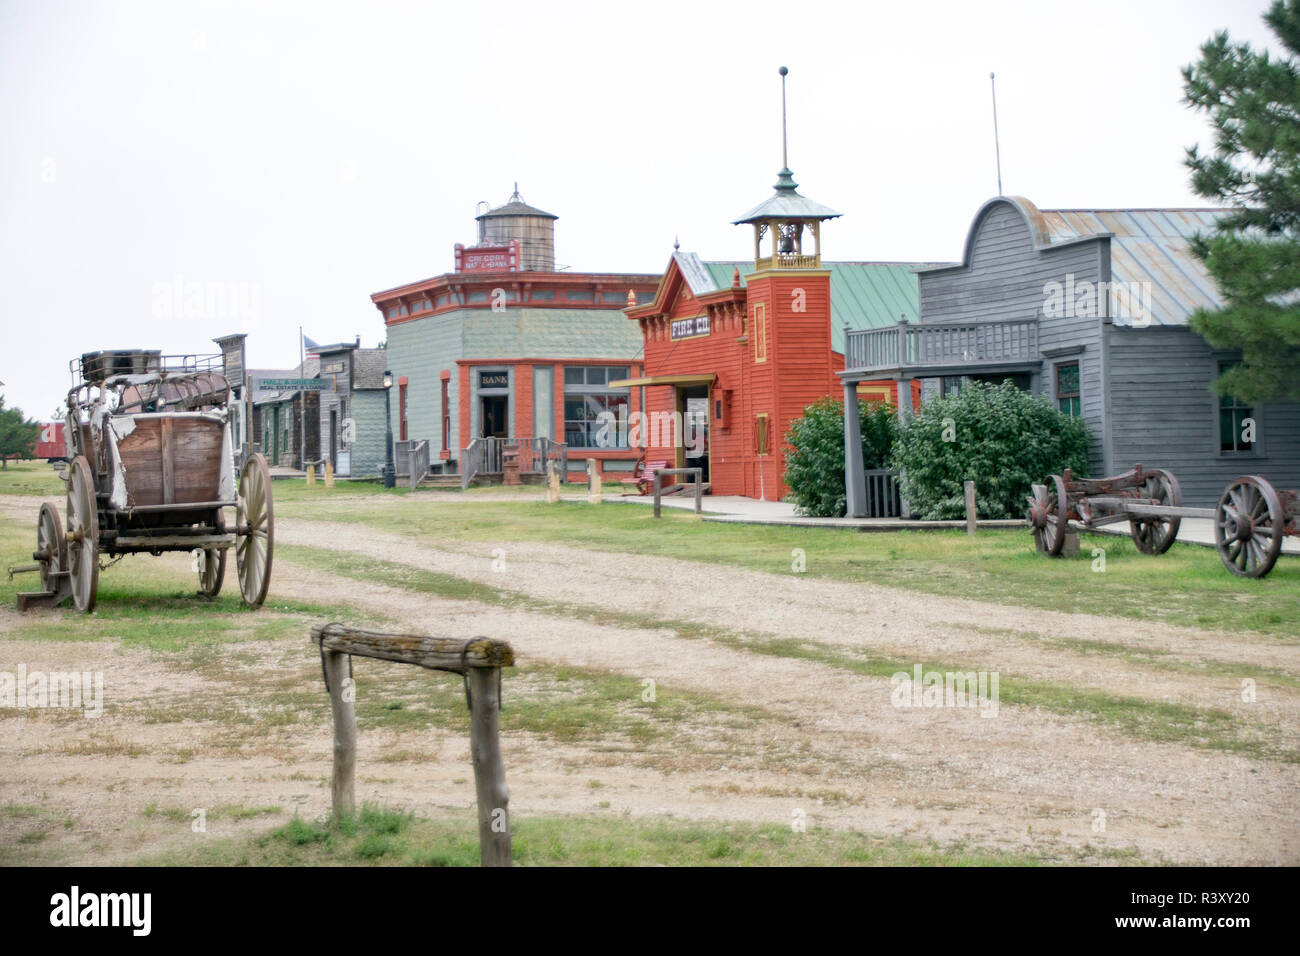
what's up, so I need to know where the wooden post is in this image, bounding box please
[467,667,511,866]
[964,480,977,535]
[323,648,356,820]
[651,468,701,518]
[306,463,316,486]
[502,443,522,486]
[310,624,514,867]
[843,380,867,517]
[587,459,602,504]
[545,460,561,503]
[324,461,335,488]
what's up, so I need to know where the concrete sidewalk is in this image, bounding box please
[603,491,1299,553]
[604,492,1024,531]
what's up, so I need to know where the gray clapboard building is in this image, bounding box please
[314,343,390,477]
[841,195,1300,510]
[251,357,320,470]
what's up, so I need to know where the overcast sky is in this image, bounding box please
[0,0,1279,419]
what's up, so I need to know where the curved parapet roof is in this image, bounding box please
[933,196,1229,327]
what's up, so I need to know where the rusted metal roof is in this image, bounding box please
[1040,208,1227,327]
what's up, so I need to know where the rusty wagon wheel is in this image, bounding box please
[1025,475,1069,556]
[235,453,274,607]
[1129,468,1183,555]
[198,510,227,598]
[65,456,99,613]
[36,500,68,595]
[1215,476,1284,579]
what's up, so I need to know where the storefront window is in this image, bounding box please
[564,366,630,448]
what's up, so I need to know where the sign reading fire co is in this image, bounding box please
[670,315,710,341]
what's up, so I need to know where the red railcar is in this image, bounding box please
[35,421,67,462]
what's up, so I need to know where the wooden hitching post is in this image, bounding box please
[311,624,515,866]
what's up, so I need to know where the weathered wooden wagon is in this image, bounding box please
[1025,463,1297,578]
[12,350,273,611]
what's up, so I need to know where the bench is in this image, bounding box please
[621,458,670,496]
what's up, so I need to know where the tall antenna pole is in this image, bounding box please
[779,65,789,169]
[990,72,1004,196]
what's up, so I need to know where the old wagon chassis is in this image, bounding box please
[10,350,274,611]
[1025,462,1297,578]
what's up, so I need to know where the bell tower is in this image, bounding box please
[733,66,842,269]
[732,66,841,501]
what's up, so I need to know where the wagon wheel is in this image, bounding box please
[1215,476,1284,579]
[235,453,273,607]
[198,510,226,598]
[65,456,99,613]
[36,501,68,595]
[1025,475,1069,556]
[1129,468,1183,555]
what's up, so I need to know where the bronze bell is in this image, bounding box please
[779,233,795,254]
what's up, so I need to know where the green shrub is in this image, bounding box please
[892,380,1091,519]
[784,397,898,517]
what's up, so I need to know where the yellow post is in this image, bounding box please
[587,459,602,504]
[324,461,335,489]
[306,464,316,486]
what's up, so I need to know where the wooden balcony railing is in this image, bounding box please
[461,437,568,488]
[845,318,1039,375]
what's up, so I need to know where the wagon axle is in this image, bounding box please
[1221,510,1254,543]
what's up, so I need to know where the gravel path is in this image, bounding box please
[266,517,1300,864]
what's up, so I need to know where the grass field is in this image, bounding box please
[139,805,1098,867]
[21,456,1299,640]
[259,480,1300,638]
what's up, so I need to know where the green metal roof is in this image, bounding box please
[702,260,923,353]
[732,168,842,224]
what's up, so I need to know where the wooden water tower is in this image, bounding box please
[475,184,558,272]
